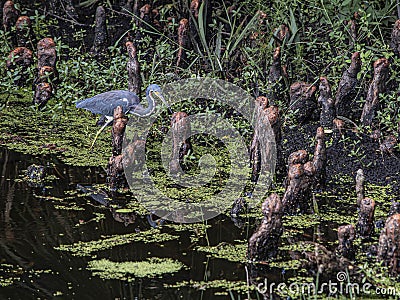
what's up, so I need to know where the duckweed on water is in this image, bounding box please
[55,228,178,257]
[283,214,320,229]
[0,264,53,287]
[120,199,149,216]
[0,264,21,287]
[319,210,356,224]
[366,183,393,219]
[279,241,318,252]
[165,279,254,295]
[269,259,302,270]
[114,208,135,213]
[196,242,247,263]
[281,228,304,238]
[34,195,71,202]
[53,204,85,211]
[0,93,110,167]
[87,257,184,280]
[165,223,210,243]
[165,222,210,232]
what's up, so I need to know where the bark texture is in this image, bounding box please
[248,193,283,261]
[361,58,390,126]
[377,214,400,274]
[126,41,141,95]
[335,52,361,118]
[107,106,129,191]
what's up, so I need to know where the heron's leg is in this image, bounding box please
[96,115,107,126]
[90,116,114,149]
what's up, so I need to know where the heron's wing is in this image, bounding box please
[76,90,140,116]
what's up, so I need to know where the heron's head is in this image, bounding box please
[146,84,173,113]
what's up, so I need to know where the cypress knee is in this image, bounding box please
[15,16,33,47]
[318,77,335,129]
[3,1,18,33]
[107,106,128,190]
[361,58,390,126]
[289,82,317,124]
[170,112,192,175]
[91,6,108,57]
[248,193,283,261]
[126,41,141,95]
[335,52,361,118]
[390,19,400,57]
[336,224,356,260]
[312,126,326,189]
[355,169,365,206]
[357,197,375,239]
[250,96,280,182]
[377,214,400,274]
[37,38,57,69]
[176,19,189,68]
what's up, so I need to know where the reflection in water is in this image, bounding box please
[147,213,166,228]
[25,164,46,188]
[0,147,250,299]
[77,184,136,226]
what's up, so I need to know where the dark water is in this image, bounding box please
[2,140,394,299]
[0,147,253,299]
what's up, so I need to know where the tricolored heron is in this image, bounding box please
[76,84,172,148]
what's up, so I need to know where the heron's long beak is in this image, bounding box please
[154,91,173,114]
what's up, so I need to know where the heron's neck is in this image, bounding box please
[131,94,155,117]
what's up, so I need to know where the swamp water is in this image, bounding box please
[0,148,254,299]
[1,145,395,299]
[0,95,399,299]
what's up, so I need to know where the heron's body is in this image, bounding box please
[76,84,171,148]
[76,90,141,117]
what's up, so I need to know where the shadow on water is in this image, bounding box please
[0,147,254,299]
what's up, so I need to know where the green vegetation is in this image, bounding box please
[0,264,53,287]
[197,242,247,262]
[1,0,400,299]
[55,228,179,257]
[1,0,399,134]
[88,257,185,280]
[165,278,255,295]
